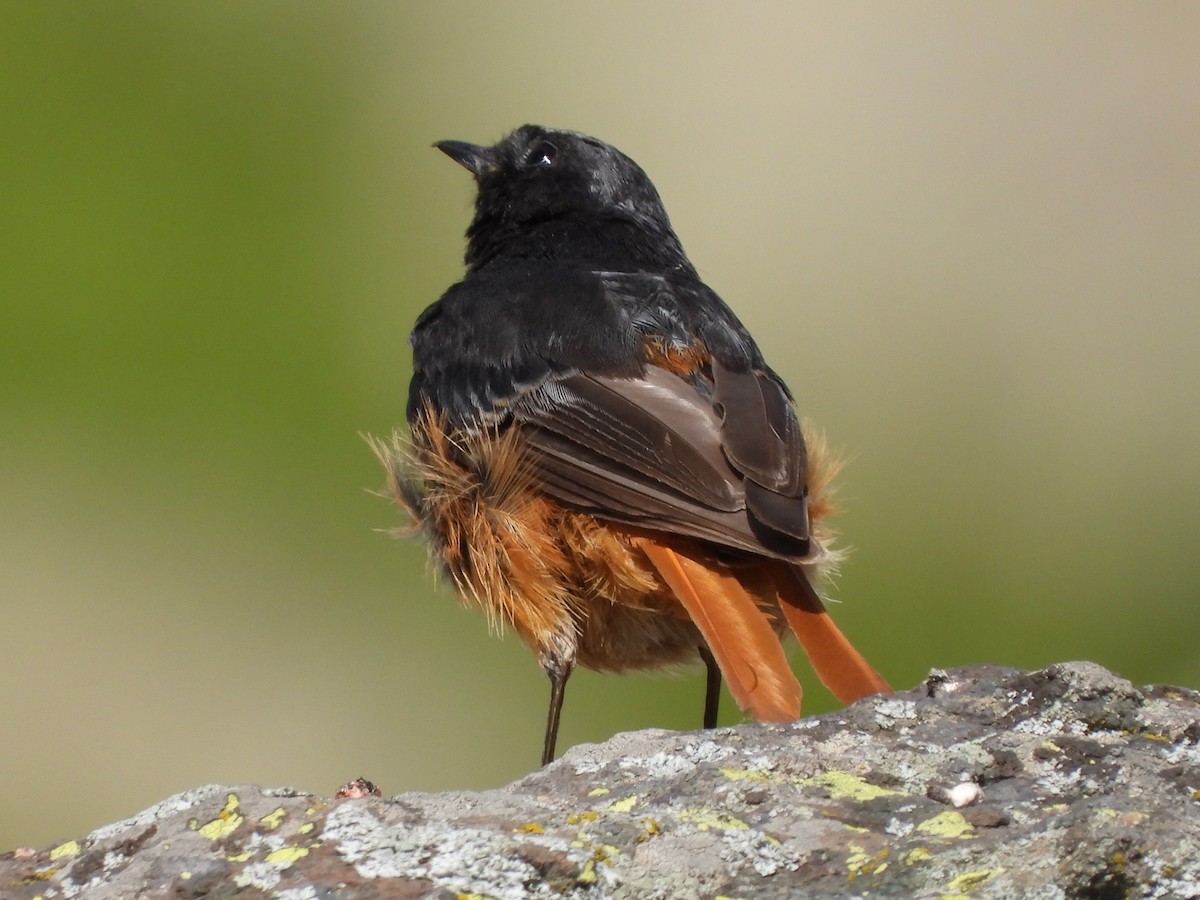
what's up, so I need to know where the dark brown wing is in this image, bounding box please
[511,361,815,563]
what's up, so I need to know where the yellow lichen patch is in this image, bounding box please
[947,869,999,891]
[586,787,610,797]
[676,809,748,831]
[637,818,662,841]
[915,811,974,839]
[1040,741,1062,753]
[259,808,286,830]
[198,794,244,841]
[577,858,598,884]
[567,811,598,825]
[846,845,889,878]
[298,822,315,835]
[607,794,639,813]
[904,847,933,865]
[179,871,192,880]
[49,841,79,861]
[227,851,252,862]
[265,846,308,865]
[516,822,544,834]
[802,771,900,801]
[596,844,619,862]
[721,767,773,784]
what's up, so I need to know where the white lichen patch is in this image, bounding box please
[323,801,590,900]
[618,751,697,778]
[873,698,918,729]
[1034,765,1088,798]
[234,861,283,892]
[571,758,606,775]
[1013,717,1088,737]
[719,827,800,877]
[812,727,879,757]
[742,754,777,772]
[1159,741,1200,767]
[884,817,915,838]
[275,888,320,900]
[1141,847,1200,899]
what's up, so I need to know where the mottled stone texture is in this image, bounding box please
[5,662,1199,898]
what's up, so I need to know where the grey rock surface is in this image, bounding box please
[4,662,1199,898]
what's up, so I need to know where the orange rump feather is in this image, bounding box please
[769,563,891,703]
[636,539,802,722]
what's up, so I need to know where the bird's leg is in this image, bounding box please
[541,652,574,766]
[699,644,721,729]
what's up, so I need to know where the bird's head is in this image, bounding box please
[436,125,687,272]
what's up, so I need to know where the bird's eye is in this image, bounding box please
[525,140,557,168]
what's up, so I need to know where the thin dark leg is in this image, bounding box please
[541,657,573,766]
[699,645,721,729]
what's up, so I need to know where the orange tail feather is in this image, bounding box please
[637,540,801,722]
[772,564,892,703]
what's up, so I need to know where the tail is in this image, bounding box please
[637,538,890,720]
[637,539,802,722]
[773,564,891,703]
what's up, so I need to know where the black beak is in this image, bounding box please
[434,140,497,178]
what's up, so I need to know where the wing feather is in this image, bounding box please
[514,368,740,509]
[512,366,816,562]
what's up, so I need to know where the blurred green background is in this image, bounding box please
[3,2,1198,851]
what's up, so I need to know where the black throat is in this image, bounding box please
[465,210,692,275]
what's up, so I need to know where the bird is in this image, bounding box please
[373,124,891,766]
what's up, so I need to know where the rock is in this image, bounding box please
[4,662,1198,898]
